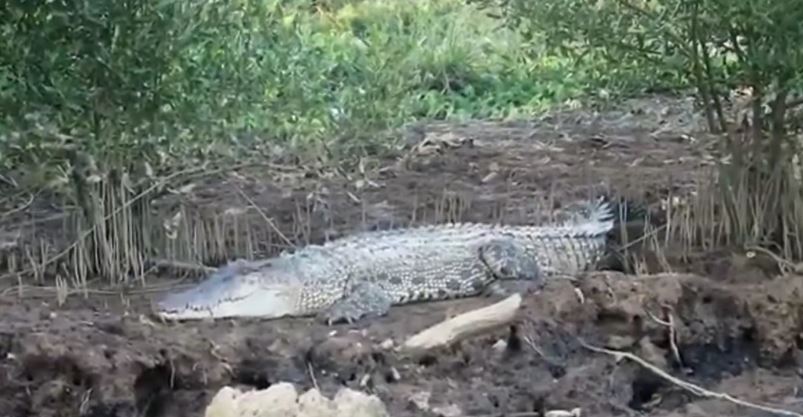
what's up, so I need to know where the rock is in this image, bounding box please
[334,387,390,417]
[297,388,336,417]
[204,382,389,417]
[205,382,299,417]
[205,387,242,417]
[379,338,395,350]
[238,383,300,417]
[407,390,431,410]
[432,403,462,417]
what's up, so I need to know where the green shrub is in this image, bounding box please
[0,0,631,181]
[475,0,803,258]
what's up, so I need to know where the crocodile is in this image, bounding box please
[153,196,639,324]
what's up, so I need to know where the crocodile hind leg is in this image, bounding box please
[318,281,393,325]
[479,237,545,296]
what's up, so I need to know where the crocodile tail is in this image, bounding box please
[561,195,647,236]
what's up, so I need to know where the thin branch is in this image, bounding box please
[147,258,217,273]
[232,185,295,248]
[614,0,693,57]
[728,28,747,63]
[578,339,803,417]
[786,96,803,110]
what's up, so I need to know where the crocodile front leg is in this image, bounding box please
[479,237,545,296]
[318,281,393,325]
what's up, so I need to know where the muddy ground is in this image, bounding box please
[2,95,803,417]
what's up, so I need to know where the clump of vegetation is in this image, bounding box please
[0,0,615,180]
[475,0,803,259]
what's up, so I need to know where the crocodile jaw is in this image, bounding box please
[155,290,296,320]
[153,272,299,320]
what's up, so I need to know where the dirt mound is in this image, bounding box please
[1,271,802,417]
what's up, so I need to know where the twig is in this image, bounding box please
[663,307,684,370]
[523,332,569,375]
[208,340,231,371]
[521,320,564,364]
[645,308,671,326]
[745,245,801,274]
[523,334,549,359]
[0,174,17,188]
[232,185,294,248]
[307,362,319,391]
[147,258,217,273]
[617,223,668,251]
[578,339,803,417]
[0,192,35,217]
[646,304,685,369]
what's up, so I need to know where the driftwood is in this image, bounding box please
[402,293,522,352]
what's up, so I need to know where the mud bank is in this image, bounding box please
[1,270,802,417]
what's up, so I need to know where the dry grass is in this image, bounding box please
[662,155,803,266]
[0,164,558,301]
[0,164,293,302]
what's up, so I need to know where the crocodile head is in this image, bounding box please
[152,260,299,320]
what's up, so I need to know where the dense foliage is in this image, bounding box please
[0,0,651,190]
[475,0,803,256]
